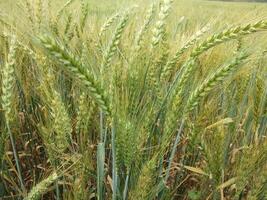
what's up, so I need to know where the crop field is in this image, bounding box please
[0,0,267,199]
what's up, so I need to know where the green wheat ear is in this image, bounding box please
[98,12,120,39]
[134,3,156,52]
[1,35,16,147]
[160,25,210,82]
[151,0,173,48]
[24,172,59,200]
[185,53,248,113]
[101,13,129,70]
[2,36,16,121]
[39,35,111,115]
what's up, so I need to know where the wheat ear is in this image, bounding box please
[170,20,267,120]
[160,25,210,82]
[99,13,120,39]
[1,36,26,192]
[39,35,111,115]
[185,53,248,113]
[191,20,267,58]
[134,3,155,52]
[151,0,173,48]
[101,14,129,70]
[24,172,58,200]
[80,0,89,33]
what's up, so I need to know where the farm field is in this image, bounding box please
[0,0,267,199]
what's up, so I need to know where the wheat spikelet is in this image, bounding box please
[235,140,267,199]
[39,35,110,115]
[101,14,129,70]
[47,0,52,18]
[168,58,196,109]
[38,67,72,163]
[56,0,75,20]
[148,31,170,91]
[75,22,81,39]
[235,73,250,103]
[2,31,38,61]
[24,172,58,200]
[185,53,248,113]
[151,0,173,48]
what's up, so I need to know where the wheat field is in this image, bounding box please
[0,0,266,199]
